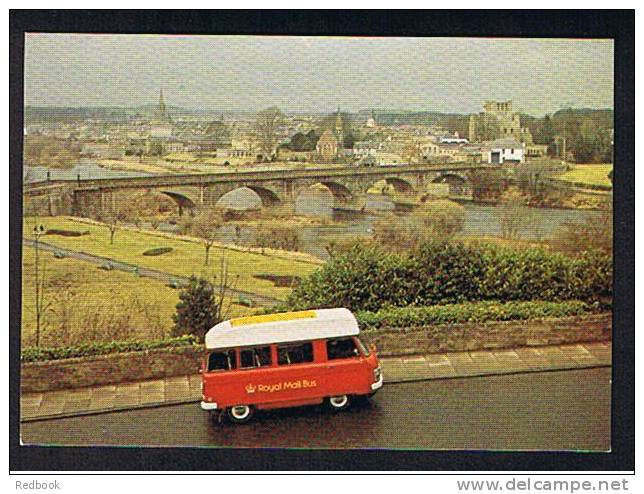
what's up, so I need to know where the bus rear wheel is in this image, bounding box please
[326,395,351,411]
[227,405,254,424]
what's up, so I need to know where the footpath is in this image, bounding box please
[20,341,611,422]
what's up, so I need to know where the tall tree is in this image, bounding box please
[191,208,225,266]
[254,107,284,160]
[171,276,221,343]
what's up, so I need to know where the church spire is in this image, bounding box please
[158,88,168,121]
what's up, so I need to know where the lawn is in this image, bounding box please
[558,164,613,188]
[23,216,320,300]
[21,247,257,347]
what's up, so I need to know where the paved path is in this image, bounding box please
[23,238,282,307]
[21,368,611,451]
[20,341,611,422]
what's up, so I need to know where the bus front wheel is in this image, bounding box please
[227,405,254,424]
[326,395,351,411]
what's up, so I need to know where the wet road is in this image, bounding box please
[21,368,610,451]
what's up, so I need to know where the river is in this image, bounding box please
[216,188,604,260]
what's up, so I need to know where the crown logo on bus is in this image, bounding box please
[245,383,256,394]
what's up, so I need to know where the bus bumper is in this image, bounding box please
[371,374,384,391]
[200,401,219,411]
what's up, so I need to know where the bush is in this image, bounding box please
[21,335,197,363]
[355,300,594,330]
[142,247,173,256]
[45,229,88,237]
[287,243,413,312]
[286,241,612,312]
[415,199,465,238]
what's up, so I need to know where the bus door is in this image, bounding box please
[322,337,368,395]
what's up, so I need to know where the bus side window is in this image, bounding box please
[208,349,237,372]
[240,346,272,369]
[277,342,313,365]
[327,337,359,360]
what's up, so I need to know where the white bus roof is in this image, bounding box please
[204,308,359,350]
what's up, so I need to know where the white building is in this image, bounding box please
[439,135,469,144]
[485,138,525,164]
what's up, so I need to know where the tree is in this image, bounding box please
[31,223,50,347]
[402,139,423,165]
[373,214,421,252]
[254,107,284,160]
[191,208,225,265]
[416,199,465,238]
[496,189,534,240]
[549,207,613,258]
[171,277,221,342]
[98,202,130,245]
[470,169,506,201]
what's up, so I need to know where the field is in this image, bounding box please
[23,217,321,300]
[21,247,258,347]
[558,164,613,188]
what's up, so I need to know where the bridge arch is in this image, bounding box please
[160,190,197,216]
[431,173,471,197]
[368,177,415,195]
[215,185,281,209]
[315,181,353,201]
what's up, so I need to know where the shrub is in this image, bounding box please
[45,229,87,237]
[355,300,593,330]
[415,199,465,238]
[142,246,173,256]
[287,243,413,312]
[287,240,612,312]
[21,335,197,363]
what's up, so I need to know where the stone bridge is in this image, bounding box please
[23,163,497,216]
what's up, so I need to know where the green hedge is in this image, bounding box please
[21,335,198,363]
[287,242,612,312]
[143,247,173,256]
[355,300,595,330]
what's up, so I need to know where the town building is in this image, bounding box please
[469,100,533,145]
[80,142,126,159]
[484,138,525,164]
[316,129,339,161]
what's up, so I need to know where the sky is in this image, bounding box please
[24,34,614,116]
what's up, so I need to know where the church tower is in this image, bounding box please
[334,107,344,148]
[157,89,170,122]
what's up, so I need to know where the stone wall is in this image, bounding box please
[21,313,611,393]
[21,346,202,393]
[361,313,611,358]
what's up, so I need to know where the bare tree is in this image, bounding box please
[402,139,423,166]
[212,253,239,323]
[191,208,225,265]
[99,202,131,245]
[496,190,534,240]
[254,107,284,160]
[31,223,50,347]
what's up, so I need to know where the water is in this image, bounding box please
[24,160,153,183]
[214,198,603,261]
[139,188,604,260]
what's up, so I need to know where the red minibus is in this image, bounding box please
[200,308,383,423]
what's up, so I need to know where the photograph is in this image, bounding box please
[10,10,633,473]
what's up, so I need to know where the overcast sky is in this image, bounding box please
[24,34,613,116]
